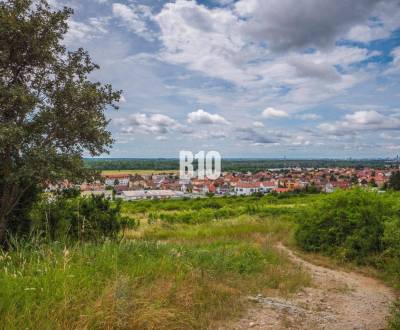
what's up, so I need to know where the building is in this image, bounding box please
[234,182,261,196]
[103,174,130,186]
[118,190,184,201]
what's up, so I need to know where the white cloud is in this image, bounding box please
[318,110,400,136]
[347,1,400,43]
[187,109,230,125]
[60,0,400,157]
[262,107,289,119]
[253,121,264,127]
[64,18,108,45]
[234,0,387,51]
[344,110,385,125]
[112,3,155,41]
[117,113,182,135]
[153,0,382,111]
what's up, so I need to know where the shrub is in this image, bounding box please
[295,189,394,263]
[30,194,134,243]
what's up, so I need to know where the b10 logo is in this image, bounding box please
[180,151,221,180]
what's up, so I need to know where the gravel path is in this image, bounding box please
[224,243,396,330]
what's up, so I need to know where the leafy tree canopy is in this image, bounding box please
[0,0,120,243]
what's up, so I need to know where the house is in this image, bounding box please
[128,174,148,189]
[103,174,130,186]
[234,182,260,196]
[80,182,105,192]
[259,181,276,193]
[191,179,212,194]
[215,182,232,195]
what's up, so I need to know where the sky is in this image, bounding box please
[53,0,400,158]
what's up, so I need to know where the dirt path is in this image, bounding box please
[225,243,396,330]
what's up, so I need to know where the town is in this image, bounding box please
[75,166,395,201]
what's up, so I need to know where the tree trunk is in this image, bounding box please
[0,213,8,247]
[0,180,22,246]
[0,185,13,246]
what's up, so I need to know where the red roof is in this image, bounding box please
[261,181,276,187]
[207,184,216,193]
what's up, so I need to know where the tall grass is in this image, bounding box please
[0,216,309,329]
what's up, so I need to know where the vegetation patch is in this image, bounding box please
[0,213,309,329]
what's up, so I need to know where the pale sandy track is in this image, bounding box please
[223,243,396,330]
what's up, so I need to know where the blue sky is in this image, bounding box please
[55,0,400,158]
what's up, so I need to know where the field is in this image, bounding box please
[101,170,178,175]
[0,195,312,329]
[0,192,399,329]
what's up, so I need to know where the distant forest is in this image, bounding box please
[85,158,400,172]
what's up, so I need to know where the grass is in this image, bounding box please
[0,214,310,329]
[3,192,398,329]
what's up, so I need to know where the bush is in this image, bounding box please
[30,194,136,243]
[295,189,394,263]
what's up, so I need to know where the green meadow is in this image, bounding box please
[0,191,399,329]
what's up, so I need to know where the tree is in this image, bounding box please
[389,171,400,191]
[0,0,121,244]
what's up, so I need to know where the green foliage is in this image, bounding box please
[121,194,311,226]
[85,158,394,172]
[294,189,400,326]
[389,301,400,330]
[295,189,393,263]
[0,0,120,243]
[30,195,136,243]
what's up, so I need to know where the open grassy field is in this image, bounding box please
[0,195,312,329]
[1,192,399,329]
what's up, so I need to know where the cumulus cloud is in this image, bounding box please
[347,1,400,43]
[153,0,384,110]
[187,109,230,125]
[116,113,182,135]
[61,0,400,156]
[318,110,400,136]
[234,0,392,51]
[262,107,290,119]
[287,57,341,83]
